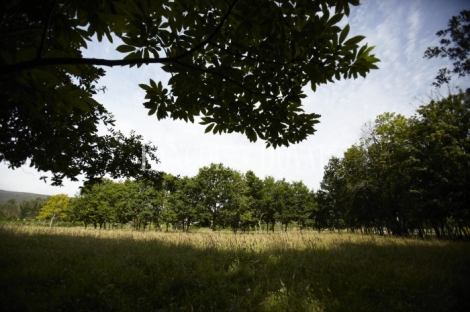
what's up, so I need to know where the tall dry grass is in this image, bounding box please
[0,225,468,312]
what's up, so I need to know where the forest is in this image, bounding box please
[3,90,468,239]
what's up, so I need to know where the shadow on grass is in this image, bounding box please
[0,229,468,312]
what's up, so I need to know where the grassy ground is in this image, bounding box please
[0,226,468,312]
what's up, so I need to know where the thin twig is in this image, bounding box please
[37,0,58,59]
[164,0,239,62]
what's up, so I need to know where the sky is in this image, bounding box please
[1,0,469,196]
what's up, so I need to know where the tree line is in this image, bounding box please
[0,198,48,221]
[4,91,469,238]
[33,89,469,237]
[35,166,312,232]
[316,91,470,238]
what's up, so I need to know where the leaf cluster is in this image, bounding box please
[1,0,379,155]
[1,0,161,186]
[424,10,470,87]
[136,0,379,147]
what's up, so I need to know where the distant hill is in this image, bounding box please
[0,190,51,204]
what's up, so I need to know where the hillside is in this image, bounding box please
[0,189,50,204]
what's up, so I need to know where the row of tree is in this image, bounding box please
[316,91,470,238]
[8,91,469,238]
[38,166,314,232]
[0,198,48,221]
[33,92,469,237]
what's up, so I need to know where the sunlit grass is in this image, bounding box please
[1,226,468,311]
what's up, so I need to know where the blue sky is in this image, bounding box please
[1,0,469,196]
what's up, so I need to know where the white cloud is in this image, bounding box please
[405,6,421,61]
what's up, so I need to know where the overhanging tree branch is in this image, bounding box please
[1,0,380,175]
[1,0,239,75]
[0,57,170,75]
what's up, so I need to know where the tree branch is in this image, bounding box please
[1,0,239,75]
[0,57,168,75]
[38,0,58,59]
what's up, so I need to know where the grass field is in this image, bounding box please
[0,226,468,311]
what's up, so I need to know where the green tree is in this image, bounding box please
[72,180,115,228]
[112,180,135,228]
[244,170,264,230]
[316,157,347,232]
[72,178,161,230]
[290,181,314,230]
[72,179,126,228]
[19,197,48,220]
[196,163,234,231]
[424,10,470,88]
[0,199,19,220]
[360,113,417,235]
[70,195,93,228]
[272,179,295,232]
[37,194,70,226]
[260,176,277,232]
[317,92,470,238]
[159,174,179,231]
[167,176,203,232]
[123,179,160,230]
[224,171,253,233]
[1,0,379,184]
[409,92,470,238]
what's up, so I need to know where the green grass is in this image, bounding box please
[0,226,468,312]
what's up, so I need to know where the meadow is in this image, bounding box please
[0,226,468,311]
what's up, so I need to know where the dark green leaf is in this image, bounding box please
[116,45,136,53]
[205,124,215,133]
[339,24,350,44]
[344,35,365,46]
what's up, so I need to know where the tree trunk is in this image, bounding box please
[49,213,55,227]
[212,212,217,231]
[433,224,441,238]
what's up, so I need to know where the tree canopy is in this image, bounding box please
[424,10,470,88]
[37,193,70,226]
[1,0,379,185]
[316,91,470,238]
[68,164,316,232]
